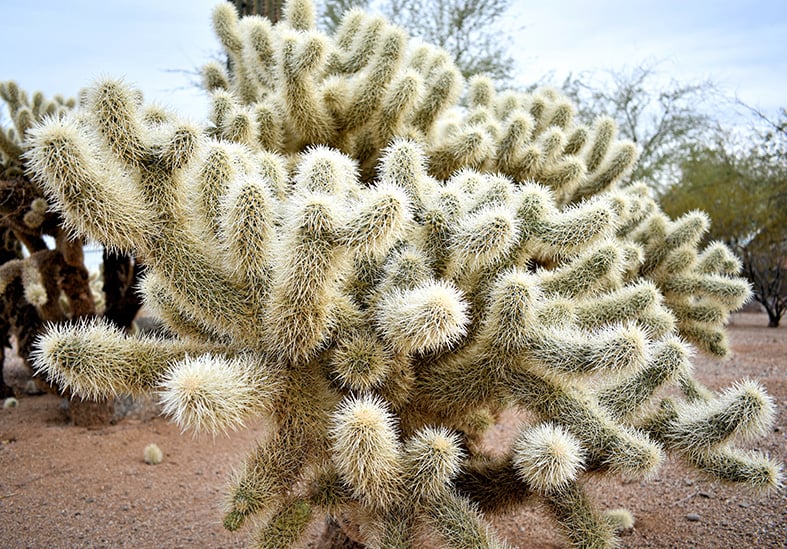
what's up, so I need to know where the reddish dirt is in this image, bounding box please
[0,312,784,548]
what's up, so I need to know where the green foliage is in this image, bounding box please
[26,1,781,547]
[661,117,787,327]
[662,146,759,244]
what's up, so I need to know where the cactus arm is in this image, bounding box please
[32,318,219,399]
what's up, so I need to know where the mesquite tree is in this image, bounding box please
[27,1,781,547]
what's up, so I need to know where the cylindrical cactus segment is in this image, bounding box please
[329,394,405,510]
[24,117,152,251]
[513,423,586,494]
[32,318,196,399]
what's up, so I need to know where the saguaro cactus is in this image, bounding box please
[27,1,780,546]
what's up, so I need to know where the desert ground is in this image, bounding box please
[0,312,784,548]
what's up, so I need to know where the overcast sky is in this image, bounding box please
[1,0,784,123]
[512,1,786,117]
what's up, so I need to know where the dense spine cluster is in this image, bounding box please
[26,1,780,547]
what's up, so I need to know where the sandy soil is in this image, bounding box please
[0,312,784,548]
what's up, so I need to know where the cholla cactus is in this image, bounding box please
[0,82,76,178]
[0,83,82,398]
[0,83,94,318]
[26,1,781,547]
[0,82,143,411]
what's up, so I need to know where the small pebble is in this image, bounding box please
[686,513,701,522]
